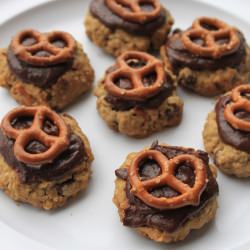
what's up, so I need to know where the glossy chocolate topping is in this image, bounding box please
[104,60,174,111]
[7,38,73,88]
[216,95,250,153]
[0,115,86,183]
[166,30,246,71]
[90,0,166,36]
[115,143,218,233]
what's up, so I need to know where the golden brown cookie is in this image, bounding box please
[160,17,250,96]
[203,84,250,177]
[85,0,173,56]
[94,50,183,138]
[113,142,219,243]
[0,106,94,209]
[0,29,94,110]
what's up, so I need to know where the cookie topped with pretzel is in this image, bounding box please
[182,17,240,59]
[1,106,70,165]
[10,29,76,66]
[0,105,94,209]
[215,84,250,153]
[104,51,166,101]
[161,16,249,97]
[113,142,219,242]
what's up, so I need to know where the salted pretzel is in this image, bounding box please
[1,106,69,165]
[128,149,207,210]
[104,51,165,101]
[181,17,240,58]
[224,84,250,132]
[106,0,161,24]
[10,29,76,66]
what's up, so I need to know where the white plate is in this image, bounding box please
[0,0,249,249]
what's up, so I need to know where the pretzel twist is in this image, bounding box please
[10,29,76,66]
[128,149,207,210]
[224,84,250,132]
[104,51,165,101]
[182,17,240,58]
[106,0,161,24]
[1,106,69,165]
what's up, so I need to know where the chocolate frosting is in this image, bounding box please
[166,30,246,71]
[104,61,175,111]
[90,0,166,36]
[216,95,250,153]
[7,41,73,88]
[0,116,87,183]
[115,143,218,233]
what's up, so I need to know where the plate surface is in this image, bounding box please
[0,0,249,249]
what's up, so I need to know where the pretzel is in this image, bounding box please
[181,17,240,58]
[104,51,165,101]
[1,106,69,165]
[128,149,207,210]
[10,29,76,66]
[224,84,250,132]
[106,0,161,24]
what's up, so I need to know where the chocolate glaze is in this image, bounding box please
[104,61,174,111]
[166,30,246,71]
[0,116,87,183]
[216,95,250,153]
[90,0,166,36]
[115,143,218,233]
[7,42,73,88]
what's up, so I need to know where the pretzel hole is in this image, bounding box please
[241,92,250,101]
[138,158,161,181]
[50,38,67,48]
[142,72,157,87]
[114,76,133,89]
[42,118,59,136]
[190,36,206,47]
[174,163,195,187]
[150,186,180,198]
[25,140,48,154]
[234,109,250,122]
[215,36,230,45]
[32,50,52,58]
[139,2,155,13]
[11,116,34,130]
[21,36,38,46]
[125,58,147,69]
[200,21,220,31]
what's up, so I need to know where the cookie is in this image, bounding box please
[113,141,219,243]
[0,29,94,110]
[85,0,173,57]
[160,17,250,96]
[94,50,183,138]
[0,106,94,209]
[203,84,250,177]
